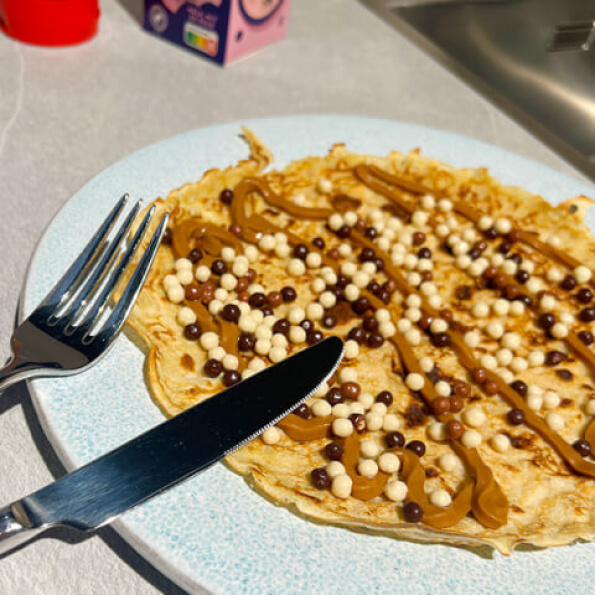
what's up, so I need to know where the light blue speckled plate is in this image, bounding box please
[21,116,595,594]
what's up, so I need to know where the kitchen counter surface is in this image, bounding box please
[0,0,590,593]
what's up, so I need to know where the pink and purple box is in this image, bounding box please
[143,0,291,65]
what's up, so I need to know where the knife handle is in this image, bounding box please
[0,504,44,555]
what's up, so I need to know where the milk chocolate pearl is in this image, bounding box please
[578,330,594,345]
[352,297,371,315]
[577,288,594,304]
[312,237,326,250]
[236,277,249,293]
[403,502,424,523]
[412,232,426,246]
[363,316,378,332]
[249,292,266,308]
[484,380,499,395]
[538,313,555,330]
[355,219,367,231]
[518,294,533,307]
[293,403,311,419]
[162,227,173,245]
[204,359,223,378]
[447,420,464,439]
[188,248,203,263]
[430,332,451,348]
[561,275,577,291]
[262,306,274,317]
[515,270,529,284]
[322,314,337,329]
[246,268,257,282]
[326,387,344,405]
[359,247,376,262]
[507,408,525,426]
[300,319,314,332]
[376,391,393,406]
[383,279,397,293]
[508,229,520,243]
[482,266,497,281]
[509,253,522,265]
[386,431,405,448]
[484,227,498,240]
[439,309,453,322]
[211,259,228,275]
[347,327,366,344]
[367,333,384,348]
[349,413,366,433]
[579,307,595,322]
[432,397,450,414]
[229,223,243,237]
[273,318,290,335]
[453,381,471,398]
[468,247,481,260]
[293,243,309,260]
[267,291,282,308]
[219,189,234,205]
[341,382,361,400]
[418,313,433,331]
[311,468,331,490]
[325,442,344,461]
[238,291,250,302]
[492,273,507,288]
[281,286,297,303]
[573,439,592,458]
[223,369,241,387]
[406,440,426,457]
[472,367,487,384]
[498,240,512,254]
[222,304,240,323]
[307,330,324,345]
[503,284,520,300]
[449,396,464,413]
[238,333,256,351]
[184,324,202,341]
[327,248,340,260]
[418,247,432,259]
[510,380,528,396]
[545,350,565,366]
[185,284,201,301]
[364,227,378,240]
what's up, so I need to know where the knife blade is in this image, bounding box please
[0,336,343,554]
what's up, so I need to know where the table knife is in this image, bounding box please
[0,336,343,555]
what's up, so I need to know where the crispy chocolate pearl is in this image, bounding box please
[223,369,241,387]
[293,403,311,419]
[326,387,344,405]
[325,442,344,461]
[322,314,337,329]
[347,327,366,344]
[498,240,512,254]
[281,286,297,303]
[412,232,426,246]
[246,268,257,282]
[236,278,249,293]
[475,240,488,253]
[507,408,525,426]
[556,369,573,381]
[293,243,309,260]
[355,219,367,231]
[376,391,393,406]
[510,380,528,397]
[468,247,482,260]
[327,248,340,260]
[188,248,203,263]
[184,324,202,341]
[336,274,349,289]
[383,279,397,293]
[341,382,361,400]
[229,223,243,237]
[503,284,520,300]
[432,397,451,414]
[261,306,274,317]
[352,297,371,315]
[418,247,432,259]
[330,286,344,300]
[379,289,391,304]
[238,292,250,303]
[545,350,565,366]
[359,247,376,262]
[162,227,173,245]
[307,330,324,345]
[515,270,529,284]
[336,225,352,239]
[579,307,595,322]
[185,284,201,301]
[312,237,326,250]
[238,333,256,352]
[265,291,281,308]
[484,380,499,395]
[406,440,426,457]
[518,294,533,307]
[222,304,241,323]
[482,266,498,281]
[363,316,379,332]
[403,502,424,523]
[447,420,464,439]
[349,413,366,433]
[538,313,556,330]
[449,396,464,413]
[577,288,594,304]
[509,253,523,265]
[367,281,381,295]
[364,226,378,240]
[375,257,386,272]
[578,330,594,345]
[367,333,385,348]
[453,381,471,398]
[311,468,331,490]
[300,319,314,332]
[484,227,498,240]
[219,189,234,205]
[249,292,267,308]
[561,275,577,291]
[204,359,223,378]
[440,309,453,322]
[430,332,451,348]
[211,259,228,275]
[573,439,592,458]
[418,313,433,331]
[472,367,488,384]
[273,319,290,335]
[386,431,405,448]
[508,229,520,243]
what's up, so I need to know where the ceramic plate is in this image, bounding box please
[21,116,595,594]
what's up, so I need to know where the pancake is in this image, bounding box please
[121,128,595,555]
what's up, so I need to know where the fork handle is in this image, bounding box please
[0,353,44,393]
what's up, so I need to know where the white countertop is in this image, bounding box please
[0,0,589,592]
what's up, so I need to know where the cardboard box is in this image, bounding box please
[143,0,291,65]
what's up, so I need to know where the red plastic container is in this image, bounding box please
[0,0,99,46]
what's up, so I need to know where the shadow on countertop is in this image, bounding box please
[117,0,145,25]
[0,383,193,595]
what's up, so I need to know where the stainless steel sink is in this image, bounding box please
[360,0,595,180]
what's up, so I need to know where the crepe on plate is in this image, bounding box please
[121,129,595,555]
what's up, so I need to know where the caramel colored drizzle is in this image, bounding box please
[172,219,244,262]
[277,414,331,441]
[585,419,595,447]
[185,300,218,333]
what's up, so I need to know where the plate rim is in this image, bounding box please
[20,114,595,594]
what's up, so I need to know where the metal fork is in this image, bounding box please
[0,197,169,393]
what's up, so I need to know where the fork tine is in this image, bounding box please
[55,200,142,326]
[40,195,128,311]
[87,213,169,344]
[74,205,157,335]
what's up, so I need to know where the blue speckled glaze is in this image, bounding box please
[21,116,595,594]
